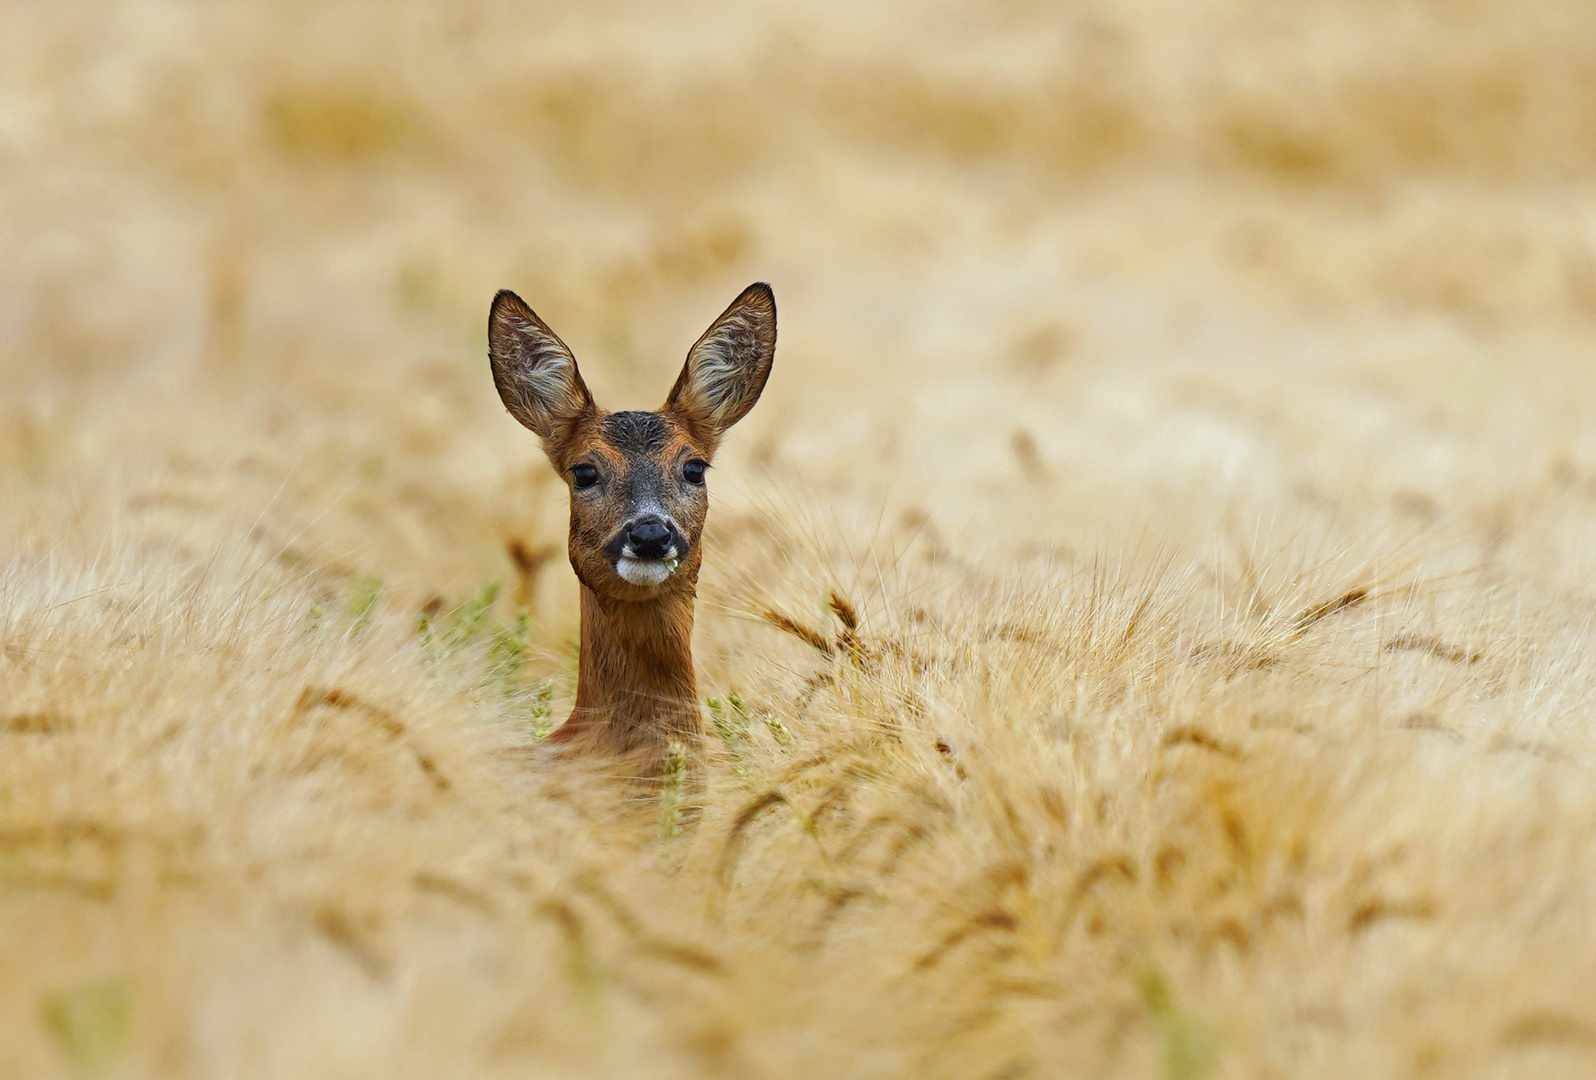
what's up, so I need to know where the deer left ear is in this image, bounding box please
[488,290,595,445]
[664,282,776,443]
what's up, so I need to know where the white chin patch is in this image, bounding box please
[616,555,675,587]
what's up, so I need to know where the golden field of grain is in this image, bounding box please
[5,1,1596,1077]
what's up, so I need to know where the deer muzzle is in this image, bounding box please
[612,515,686,586]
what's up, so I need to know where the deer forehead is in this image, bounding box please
[601,410,669,454]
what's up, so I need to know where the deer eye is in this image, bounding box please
[682,460,708,486]
[571,464,600,490]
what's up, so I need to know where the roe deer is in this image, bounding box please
[488,283,776,767]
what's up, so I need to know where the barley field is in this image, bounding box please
[5,1,1596,1077]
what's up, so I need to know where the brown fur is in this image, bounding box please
[488,283,777,770]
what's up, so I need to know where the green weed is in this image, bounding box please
[345,574,382,636]
[39,977,132,1080]
[660,740,689,840]
[1138,962,1217,1080]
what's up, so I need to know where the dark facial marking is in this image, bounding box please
[602,411,668,456]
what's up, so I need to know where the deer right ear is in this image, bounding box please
[665,282,776,444]
[488,290,594,442]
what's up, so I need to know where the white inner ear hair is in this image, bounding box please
[506,322,584,421]
[690,312,764,415]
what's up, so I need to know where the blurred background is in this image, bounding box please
[4,0,1596,614]
[9,6,1596,1077]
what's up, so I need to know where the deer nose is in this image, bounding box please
[626,518,674,560]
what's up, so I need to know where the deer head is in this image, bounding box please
[488,283,776,758]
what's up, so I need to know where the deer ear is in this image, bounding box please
[489,290,595,441]
[664,282,776,442]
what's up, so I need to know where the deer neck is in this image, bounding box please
[560,581,701,755]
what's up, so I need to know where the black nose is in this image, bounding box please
[627,519,673,559]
